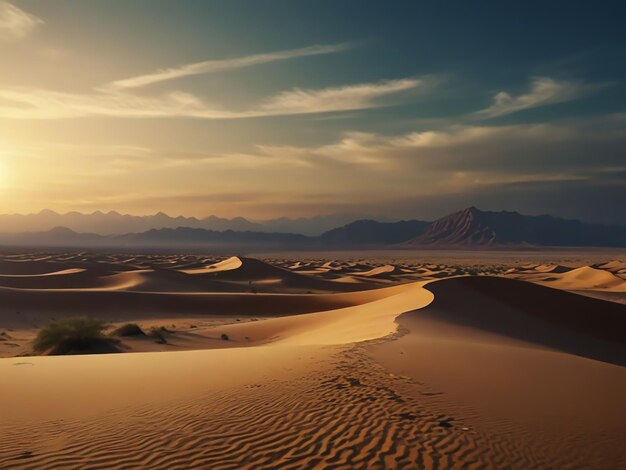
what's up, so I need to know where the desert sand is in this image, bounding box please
[0,251,625,468]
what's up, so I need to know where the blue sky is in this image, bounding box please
[0,0,625,223]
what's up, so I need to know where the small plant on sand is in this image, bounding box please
[111,323,146,337]
[221,333,229,341]
[149,326,168,344]
[33,317,115,355]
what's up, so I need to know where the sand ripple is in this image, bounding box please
[0,347,555,470]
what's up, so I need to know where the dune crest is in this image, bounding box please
[201,281,434,347]
[369,276,626,468]
[541,265,626,291]
[180,256,243,274]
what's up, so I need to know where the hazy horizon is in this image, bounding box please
[2,203,625,227]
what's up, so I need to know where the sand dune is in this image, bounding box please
[0,269,108,290]
[0,255,373,299]
[0,267,228,292]
[179,256,369,292]
[99,268,250,292]
[180,255,243,274]
[0,345,509,469]
[369,276,626,468]
[413,277,625,364]
[0,270,421,338]
[0,288,385,328]
[1,252,625,469]
[540,265,626,291]
[0,268,85,277]
[349,264,396,277]
[595,260,626,272]
[513,263,573,274]
[197,281,433,347]
[202,256,309,281]
[0,260,71,276]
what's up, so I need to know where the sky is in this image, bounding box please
[0,0,625,224]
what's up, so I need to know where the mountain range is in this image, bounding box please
[0,207,624,249]
[407,207,626,247]
[319,219,430,245]
[0,210,376,236]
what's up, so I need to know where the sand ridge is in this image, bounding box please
[368,276,626,468]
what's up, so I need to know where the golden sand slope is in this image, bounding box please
[1,253,625,469]
[349,264,396,277]
[369,277,626,469]
[504,261,626,304]
[540,265,626,291]
[0,255,382,295]
[0,281,446,468]
[200,281,433,347]
[1,346,527,469]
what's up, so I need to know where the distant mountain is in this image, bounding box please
[319,219,430,245]
[407,207,626,247]
[261,214,379,236]
[0,210,263,235]
[0,226,309,249]
[0,210,368,236]
[0,207,624,249]
[122,227,309,247]
[0,226,104,246]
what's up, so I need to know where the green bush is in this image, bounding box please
[33,317,115,355]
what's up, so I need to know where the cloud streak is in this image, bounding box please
[476,77,590,118]
[6,116,625,223]
[105,43,350,90]
[0,1,42,39]
[0,78,425,119]
[0,88,234,119]
[259,78,421,114]
[218,116,626,177]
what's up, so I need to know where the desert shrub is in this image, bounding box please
[111,323,145,337]
[33,317,114,355]
[221,333,229,341]
[149,326,168,344]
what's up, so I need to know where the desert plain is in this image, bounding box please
[0,249,625,469]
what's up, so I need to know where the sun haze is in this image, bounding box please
[0,1,625,224]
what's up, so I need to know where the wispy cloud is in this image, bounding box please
[0,88,234,119]
[0,78,425,119]
[7,116,625,221]
[0,1,43,40]
[0,32,425,120]
[476,77,590,118]
[104,43,350,90]
[259,78,422,114]
[219,116,626,176]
